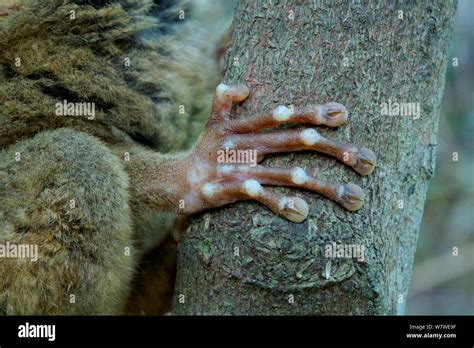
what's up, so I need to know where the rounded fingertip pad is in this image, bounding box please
[338,184,364,211]
[232,83,250,102]
[300,128,322,145]
[354,147,376,175]
[202,182,219,199]
[216,83,230,94]
[272,105,292,121]
[217,164,234,175]
[243,179,263,197]
[290,167,308,185]
[279,196,309,223]
[322,102,348,127]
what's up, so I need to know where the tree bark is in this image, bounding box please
[172,0,457,315]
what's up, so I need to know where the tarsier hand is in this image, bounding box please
[177,83,376,222]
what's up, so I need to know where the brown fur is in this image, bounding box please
[0,0,216,151]
[0,0,225,314]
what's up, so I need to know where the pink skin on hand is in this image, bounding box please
[171,83,376,223]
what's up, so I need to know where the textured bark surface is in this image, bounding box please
[172,1,457,315]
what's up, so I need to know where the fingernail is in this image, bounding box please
[280,196,309,223]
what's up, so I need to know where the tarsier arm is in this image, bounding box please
[121,83,376,223]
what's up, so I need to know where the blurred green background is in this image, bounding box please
[406,0,474,315]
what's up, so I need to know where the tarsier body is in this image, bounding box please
[0,0,375,314]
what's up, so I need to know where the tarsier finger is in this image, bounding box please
[216,164,365,211]
[201,179,309,222]
[227,102,348,133]
[210,83,250,124]
[223,128,376,176]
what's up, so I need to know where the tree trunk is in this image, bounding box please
[172,0,457,315]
